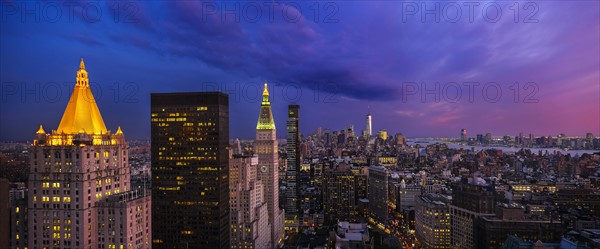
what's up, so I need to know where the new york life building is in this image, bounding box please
[28,60,150,249]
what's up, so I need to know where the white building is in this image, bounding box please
[229,154,270,249]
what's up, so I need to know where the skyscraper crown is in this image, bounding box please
[56,58,107,134]
[256,81,276,130]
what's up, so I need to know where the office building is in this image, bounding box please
[229,154,270,249]
[415,193,451,249]
[377,130,387,141]
[285,105,300,232]
[151,92,229,248]
[323,163,357,224]
[365,114,372,139]
[476,203,563,249]
[449,182,496,249]
[368,166,389,226]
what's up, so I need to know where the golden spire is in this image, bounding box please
[257,81,276,130]
[263,81,269,95]
[262,81,270,105]
[76,58,89,87]
[36,124,46,134]
[115,126,123,135]
[56,59,107,135]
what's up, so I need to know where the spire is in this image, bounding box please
[262,81,270,105]
[36,124,46,134]
[76,58,89,87]
[115,126,123,135]
[257,81,276,130]
[56,59,107,135]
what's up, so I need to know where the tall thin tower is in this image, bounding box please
[366,114,373,138]
[285,104,300,232]
[255,82,285,248]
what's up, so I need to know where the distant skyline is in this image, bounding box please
[1,1,598,140]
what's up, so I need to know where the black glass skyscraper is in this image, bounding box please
[285,104,300,232]
[151,92,229,249]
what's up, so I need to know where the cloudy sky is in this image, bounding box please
[1,0,598,140]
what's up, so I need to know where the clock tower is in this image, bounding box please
[254,82,285,248]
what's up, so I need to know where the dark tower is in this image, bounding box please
[151,92,229,249]
[285,104,300,232]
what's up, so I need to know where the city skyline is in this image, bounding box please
[3,1,600,249]
[1,1,599,140]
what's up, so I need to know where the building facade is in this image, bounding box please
[368,166,389,226]
[415,193,451,249]
[449,183,496,249]
[476,204,563,249]
[96,190,151,249]
[323,164,357,224]
[229,154,270,249]
[10,184,28,249]
[151,92,229,248]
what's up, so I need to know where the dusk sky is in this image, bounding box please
[1,0,599,141]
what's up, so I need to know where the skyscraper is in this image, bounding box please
[415,194,451,249]
[449,182,496,249]
[285,104,300,232]
[28,59,151,249]
[151,92,230,248]
[377,130,388,140]
[460,129,467,142]
[395,133,406,146]
[323,163,357,224]
[368,166,389,226]
[365,114,372,139]
[254,82,285,248]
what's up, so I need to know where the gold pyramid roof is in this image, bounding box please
[36,124,46,134]
[56,58,107,134]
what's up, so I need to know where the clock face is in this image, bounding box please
[260,165,268,173]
